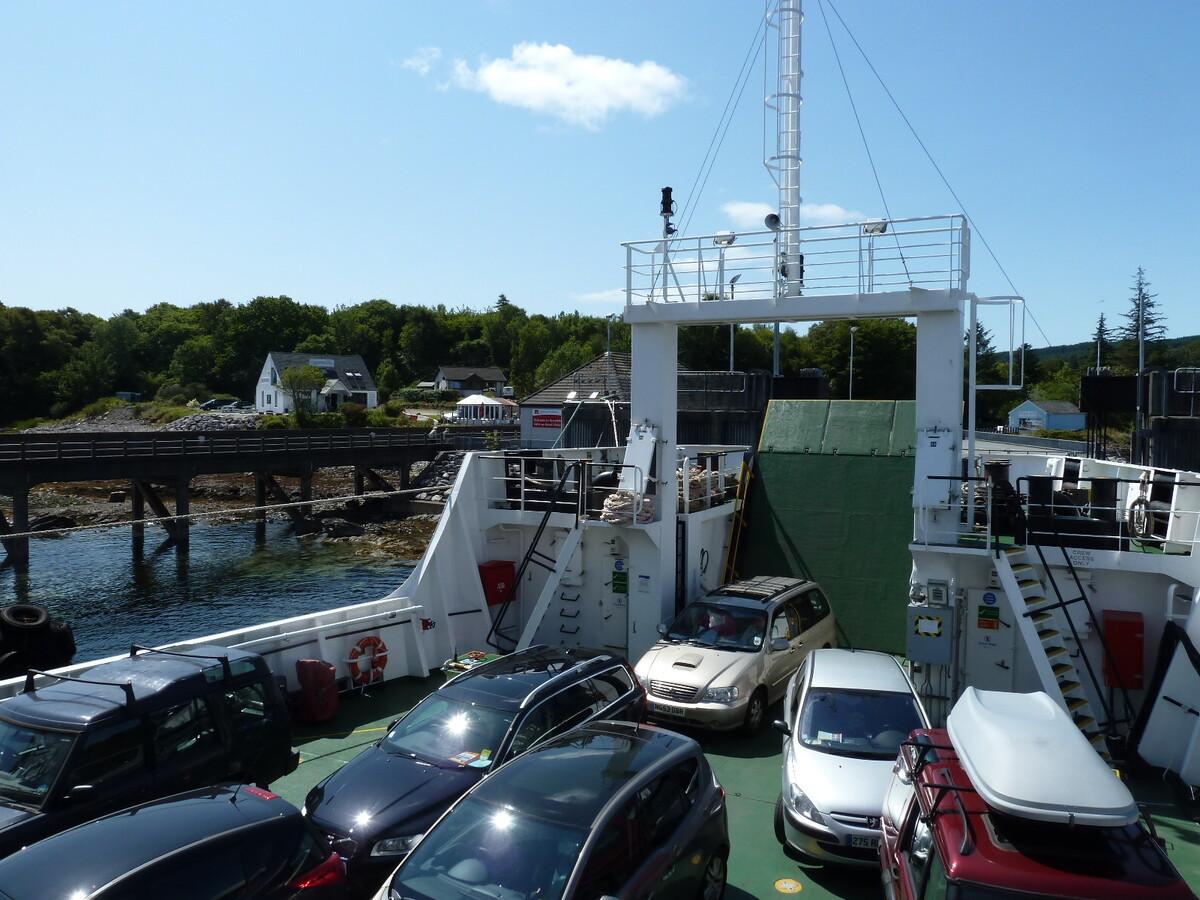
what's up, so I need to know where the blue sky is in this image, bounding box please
[1,1,1196,349]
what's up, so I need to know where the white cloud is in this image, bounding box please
[401,47,442,76]
[572,288,625,306]
[799,202,865,224]
[451,43,686,130]
[721,200,866,229]
[721,201,774,229]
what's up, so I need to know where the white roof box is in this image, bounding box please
[946,688,1137,826]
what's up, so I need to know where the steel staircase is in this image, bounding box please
[486,460,584,652]
[993,545,1112,758]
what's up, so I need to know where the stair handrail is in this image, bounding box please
[1010,477,1138,732]
[486,459,586,652]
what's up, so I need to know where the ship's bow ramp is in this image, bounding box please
[740,399,916,653]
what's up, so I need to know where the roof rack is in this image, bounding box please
[23,669,137,707]
[129,645,234,681]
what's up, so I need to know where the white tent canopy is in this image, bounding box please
[455,394,517,422]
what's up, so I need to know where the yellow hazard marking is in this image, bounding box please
[913,615,943,637]
[775,878,803,893]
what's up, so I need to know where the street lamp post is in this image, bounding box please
[849,325,858,400]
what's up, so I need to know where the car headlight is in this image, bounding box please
[371,834,424,857]
[704,685,740,703]
[787,783,826,825]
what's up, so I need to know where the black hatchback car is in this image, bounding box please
[0,644,298,858]
[371,720,729,900]
[0,783,347,899]
[304,645,645,894]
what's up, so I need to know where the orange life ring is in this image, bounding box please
[348,636,389,685]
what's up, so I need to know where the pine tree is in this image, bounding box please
[1092,313,1111,371]
[1113,268,1166,372]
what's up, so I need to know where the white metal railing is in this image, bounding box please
[623,215,968,306]
[479,447,746,522]
[912,468,1200,557]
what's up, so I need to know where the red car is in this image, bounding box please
[880,689,1197,900]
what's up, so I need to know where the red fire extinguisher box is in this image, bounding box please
[479,560,516,606]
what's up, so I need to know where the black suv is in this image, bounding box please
[303,644,646,895]
[0,644,298,858]
[0,784,346,899]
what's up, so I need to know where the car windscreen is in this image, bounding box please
[389,795,585,900]
[0,718,75,807]
[665,602,767,651]
[380,695,514,769]
[798,689,924,759]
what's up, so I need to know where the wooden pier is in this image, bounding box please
[0,428,468,569]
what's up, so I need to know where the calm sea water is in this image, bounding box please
[0,523,414,661]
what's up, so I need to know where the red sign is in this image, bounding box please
[532,413,562,429]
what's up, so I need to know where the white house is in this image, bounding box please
[257,352,378,414]
[1006,399,1086,433]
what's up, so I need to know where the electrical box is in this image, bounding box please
[963,588,1017,692]
[907,603,954,666]
[478,560,516,607]
[1103,609,1144,689]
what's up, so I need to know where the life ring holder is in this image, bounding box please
[347,636,389,687]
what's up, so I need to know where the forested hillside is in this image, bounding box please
[2,290,1197,430]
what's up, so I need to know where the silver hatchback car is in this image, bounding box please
[634,576,836,734]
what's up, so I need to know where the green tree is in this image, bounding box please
[1092,313,1112,371]
[280,364,327,422]
[1113,268,1166,372]
[534,340,593,390]
[54,342,116,411]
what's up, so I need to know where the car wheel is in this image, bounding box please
[741,689,767,735]
[699,850,727,900]
[774,794,787,845]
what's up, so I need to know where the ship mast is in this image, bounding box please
[765,1,803,299]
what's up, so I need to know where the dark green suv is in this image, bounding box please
[0,644,298,859]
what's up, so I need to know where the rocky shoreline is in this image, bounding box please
[15,408,463,564]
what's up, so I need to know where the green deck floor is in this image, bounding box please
[273,677,1200,899]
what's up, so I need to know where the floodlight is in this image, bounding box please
[713,232,736,246]
[863,220,888,235]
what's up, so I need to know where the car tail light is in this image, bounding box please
[243,786,279,800]
[287,851,347,890]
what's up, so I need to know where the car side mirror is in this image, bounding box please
[656,622,668,636]
[772,719,791,737]
[63,783,97,801]
[771,637,790,652]
[330,837,358,857]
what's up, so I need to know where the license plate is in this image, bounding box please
[650,701,685,717]
[849,835,879,850]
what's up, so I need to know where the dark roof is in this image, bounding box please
[1026,399,1082,415]
[267,351,377,393]
[469,721,692,826]
[0,785,297,892]
[443,645,617,709]
[521,353,634,406]
[0,645,266,730]
[437,366,507,382]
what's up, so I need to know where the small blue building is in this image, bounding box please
[1006,399,1086,433]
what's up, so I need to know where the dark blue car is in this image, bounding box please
[302,645,644,895]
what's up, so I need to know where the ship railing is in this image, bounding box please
[622,215,967,306]
[912,469,1200,556]
[479,446,745,522]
